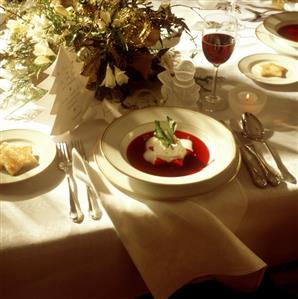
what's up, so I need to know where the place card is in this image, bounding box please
[37,46,94,135]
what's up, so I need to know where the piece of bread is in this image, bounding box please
[258,62,288,78]
[0,142,38,176]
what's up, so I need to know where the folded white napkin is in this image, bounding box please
[72,149,266,299]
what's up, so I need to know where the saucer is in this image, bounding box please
[238,53,298,85]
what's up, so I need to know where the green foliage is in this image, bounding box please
[0,0,190,108]
[154,116,177,148]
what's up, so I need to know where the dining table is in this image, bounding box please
[1,1,298,299]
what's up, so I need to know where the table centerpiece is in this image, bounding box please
[0,0,193,110]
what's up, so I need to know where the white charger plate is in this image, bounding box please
[263,12,298,48]
[94,107,240,200]
[255,24,298,57]
[0,129,56,184]
[238,53,298,85]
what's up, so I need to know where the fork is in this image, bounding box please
[56,142,84,223]
[72,140,101,220]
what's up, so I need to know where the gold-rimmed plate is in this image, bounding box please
[263,12,298,48]
[0,129,56,184]
[255,24,298,57]
[94,107,240,200]
[238,53,298,85]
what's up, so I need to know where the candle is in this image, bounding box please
[237,91,258,105]
[228,85,267,116]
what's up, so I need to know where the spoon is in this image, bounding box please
[242,112,296,184]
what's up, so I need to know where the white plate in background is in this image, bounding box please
[238,53,298,85]
[255,24,298,57]
[263,12,298,48]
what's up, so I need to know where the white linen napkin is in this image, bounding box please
[72,149,267,299]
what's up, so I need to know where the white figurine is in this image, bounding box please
[158,59,200,108]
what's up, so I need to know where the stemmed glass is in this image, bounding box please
[200,12,237,112]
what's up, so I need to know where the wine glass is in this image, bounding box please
[200,12,237,112]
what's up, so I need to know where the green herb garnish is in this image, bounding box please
[154,116,177,148]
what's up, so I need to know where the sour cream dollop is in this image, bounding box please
[143,136,193,165]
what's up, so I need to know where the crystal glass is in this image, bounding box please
[200,12,237,112]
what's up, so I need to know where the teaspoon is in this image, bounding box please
[242,112,296,184]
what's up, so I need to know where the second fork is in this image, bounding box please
[72,140,101,220]
[57,142,84,223]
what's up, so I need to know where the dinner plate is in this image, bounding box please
[238,53,298,85]
[94,107,241,200]
[0,129,56,184]
[263,12,298,48]
[255,24,298,57]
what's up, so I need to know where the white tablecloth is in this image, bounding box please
[1,1,298,299]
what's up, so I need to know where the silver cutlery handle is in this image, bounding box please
[86,186,101,220]
[239,147,267,188]
[66,174,84,223]
[220,120,267,188]
[245,144,282,187]
[263,141,296,184]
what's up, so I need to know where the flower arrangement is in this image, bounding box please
[0,0,191,108]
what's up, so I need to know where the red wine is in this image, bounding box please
[126,130,210,177]
[202,33,235,65]
[277,24,298,42]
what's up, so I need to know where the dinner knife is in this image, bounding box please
[221,121,267,188]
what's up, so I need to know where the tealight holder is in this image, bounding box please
[228,84,267,116]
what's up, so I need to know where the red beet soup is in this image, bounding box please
[277,24,298,42]
[126,130,210,177]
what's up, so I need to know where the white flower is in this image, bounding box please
[114,66,129,86]
[33,40,55,57]
[6,19,27,38]
[15,63,27,72]
[159,50,177,74]
[100,11,111,24]
[34,56,52,65]
[27,15,50,42]
[97,20,106,31]
[100,64,116,88]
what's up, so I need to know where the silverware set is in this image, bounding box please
[224,113,296,188]
[72,140,101,220]
[56,140,101,223]
[241,112,296,185]
[240,5,280,22]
